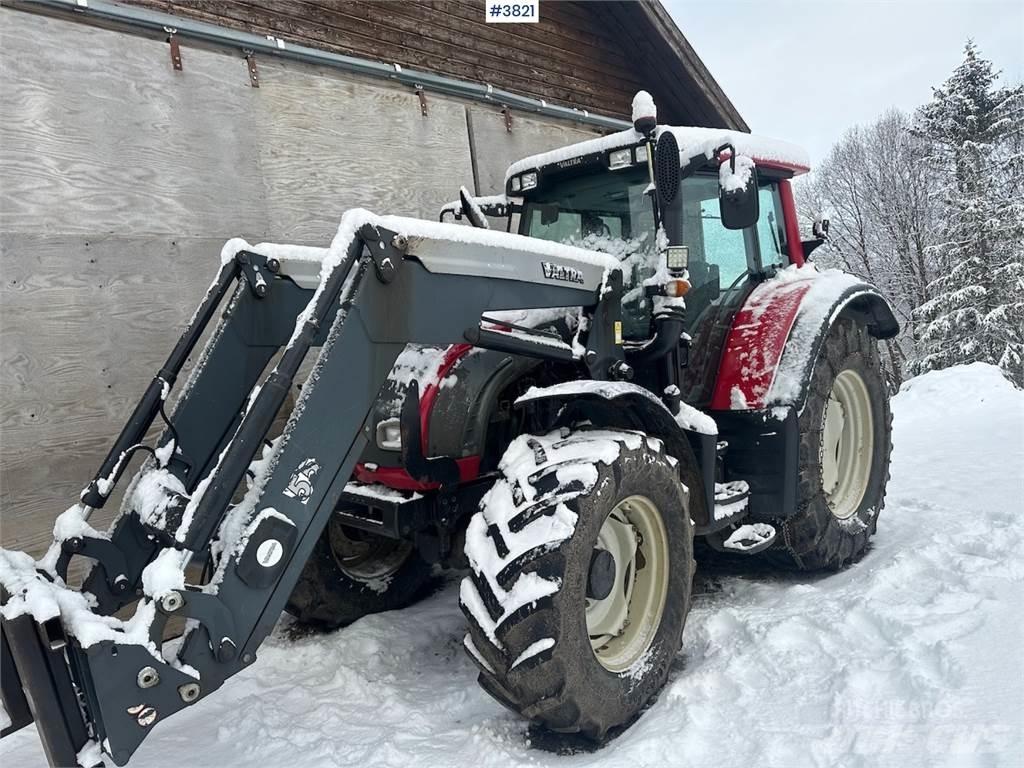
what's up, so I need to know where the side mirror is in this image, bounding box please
[718,153,759,230]
[654,130,683,245]
[459,186,489,229]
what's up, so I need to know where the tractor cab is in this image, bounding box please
[450,98,811,407]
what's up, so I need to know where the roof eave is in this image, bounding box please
[638,0,749,132]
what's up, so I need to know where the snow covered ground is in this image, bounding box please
[3,363,1022,767]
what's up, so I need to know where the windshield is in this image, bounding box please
[520,168,759,339]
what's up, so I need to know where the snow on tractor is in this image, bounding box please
[0,92,897,766]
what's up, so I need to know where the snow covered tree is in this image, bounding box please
[796,110,941,387]
[911,41,1024,385]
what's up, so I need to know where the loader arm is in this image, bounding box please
[0,209,627,766]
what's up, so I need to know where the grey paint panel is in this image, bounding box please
[407,236,609,290]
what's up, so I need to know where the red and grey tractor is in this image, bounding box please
[0,92,896,765]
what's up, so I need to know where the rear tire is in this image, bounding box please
[460,427,694,739]
[774,318,892,570]
[286,516,433,629]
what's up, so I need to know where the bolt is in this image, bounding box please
[267,258,280,273]
[255,283,268,297]
[178,682,201,703]
[65,537,83,552]
[160,592,184,613]
[236,252,249,265]
[242,653,254,664]
[391,234,408,252]
[137,666,160,689]
[113,574,129,593]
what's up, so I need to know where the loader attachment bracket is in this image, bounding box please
[1,608,89,767]
[56,536,132,598]
[236,250,279,298]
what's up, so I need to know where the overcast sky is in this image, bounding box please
[665,0,1024,164]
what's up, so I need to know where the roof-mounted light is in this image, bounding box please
[608,148,632,170]
[519,171,538,191]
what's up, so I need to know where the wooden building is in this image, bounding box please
[0,0,744,556]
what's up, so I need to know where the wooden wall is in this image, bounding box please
[128,0,653,120]
[0,7,602,557]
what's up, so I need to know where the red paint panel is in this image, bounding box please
[778,179,805,266]
[354,343,479,492]
[710,279,812,410]
[418,343,473,454]
[353,456,482,492]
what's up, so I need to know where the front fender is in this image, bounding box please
[710,266,898,411]
[515,381,717,527]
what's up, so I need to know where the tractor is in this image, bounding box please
[0,92,897,766]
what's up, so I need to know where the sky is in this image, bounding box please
[665,0,1024,164]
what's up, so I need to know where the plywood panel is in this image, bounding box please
[253,57,476,240]
[0,233,251,555]
[467,106,606,197]
[0,9,268,238]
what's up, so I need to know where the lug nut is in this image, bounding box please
[178,682,201,703]
[137,666,159,689]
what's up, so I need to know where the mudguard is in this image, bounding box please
[515,381,718,527]
[710,266,898,412]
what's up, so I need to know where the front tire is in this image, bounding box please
[775,318,892,570]
[460,428,694,739]
[286,516,433,629]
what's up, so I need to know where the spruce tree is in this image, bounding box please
[912,41,1024,385]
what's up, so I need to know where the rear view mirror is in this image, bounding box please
[459,186,489,229]
[718,154,759,230]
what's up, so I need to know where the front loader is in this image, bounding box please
[1,92,899,765]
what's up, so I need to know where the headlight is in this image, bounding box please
[375,418,402,451]
[608,148,632,170]
[634,145,648,164]
[520,171,538,191]
[510,176,521,192]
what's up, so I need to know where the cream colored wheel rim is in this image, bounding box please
[821,369,874,520]
[586,495,669,673]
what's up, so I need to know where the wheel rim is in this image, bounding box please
[586,495,669,673]
[821,368,874,520]
[327,518,413,583]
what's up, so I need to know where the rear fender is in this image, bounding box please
[711,267,898,412]
[515,382,716,527]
